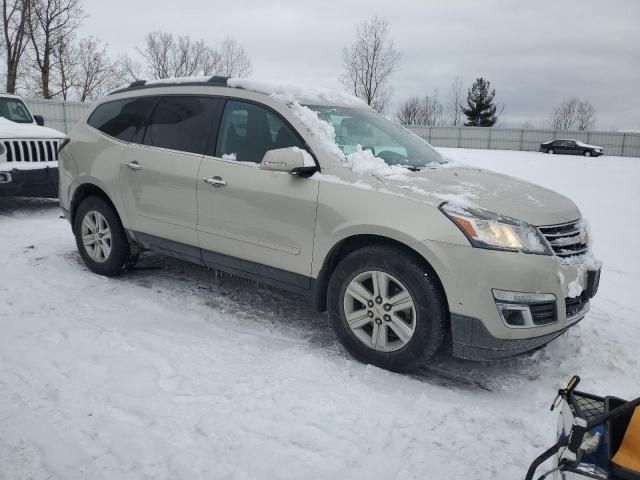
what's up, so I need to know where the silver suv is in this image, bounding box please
[59,76,601,371]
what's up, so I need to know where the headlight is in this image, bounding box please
[440,203,552,254]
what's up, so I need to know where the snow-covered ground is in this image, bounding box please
[1,149,638,480]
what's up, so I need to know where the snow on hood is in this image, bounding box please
[0,117,64,139]
[376,166,581,226]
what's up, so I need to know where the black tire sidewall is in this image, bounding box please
[328,246,445,371]
[74,197,130,276]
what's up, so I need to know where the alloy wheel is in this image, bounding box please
[81,210,112,263]
[343,270,417,352]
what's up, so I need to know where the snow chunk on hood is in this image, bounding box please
[0,117,64,140]
[227,78,367,107]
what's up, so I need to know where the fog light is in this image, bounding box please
[493,289,557,328]
[496,303,534,327]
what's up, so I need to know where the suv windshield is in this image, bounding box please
[307,105,444,168]
[0,97,33,124]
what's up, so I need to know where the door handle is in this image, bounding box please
[123,161,142,171]
[203,176,227,187]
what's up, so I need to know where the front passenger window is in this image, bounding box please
[216,100,304,163]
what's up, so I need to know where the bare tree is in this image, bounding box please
[73,37,120,101]
[550,97,578,130]
[576,100,596,131]
[340,16,402,113]
[116,53,143,82]
[2,0,31,94]
[396,96,424,125]
[140,31,244,79]
[423,89,443,126]
[51,39,72,98]
[446,76,464,126]
[28,0,84,98]
[396,90,443,126]
[218,36,252,77]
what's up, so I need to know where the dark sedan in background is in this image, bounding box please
[540,139,603,156]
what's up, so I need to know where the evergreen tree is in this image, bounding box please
[463,77,498,126]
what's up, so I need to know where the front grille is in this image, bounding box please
[565,293,588,318]
[538,220,588,258]
[529,301,557,325]
[2,139,59,163]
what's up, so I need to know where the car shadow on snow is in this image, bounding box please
[0,197,59,217]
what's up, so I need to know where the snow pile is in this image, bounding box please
[0,117,64,140]
[227,78,366,107]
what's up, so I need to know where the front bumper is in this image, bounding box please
[413,239,600,360]
[0,165,58,198]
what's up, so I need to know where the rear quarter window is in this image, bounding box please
[87,97,157,142]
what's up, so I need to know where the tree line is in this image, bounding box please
[340,16,598,130]
[1,0,252,101]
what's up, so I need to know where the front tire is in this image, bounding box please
[584,150,591,157]
[327,246,446,371]
[74,196,131,276]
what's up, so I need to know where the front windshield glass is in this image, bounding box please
[307,105,444,168]
[0,98,34,124]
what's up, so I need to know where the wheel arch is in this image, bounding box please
[70,182,119,234]
[312,234,449,319]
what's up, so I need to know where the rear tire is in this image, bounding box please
[74,196,131,276]
[547,149,555,154]
[327,246,446,372]
[584,150,591,157]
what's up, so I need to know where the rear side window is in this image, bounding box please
[87,97,156,142]
[143,96,218,155]
[216,100,304,163]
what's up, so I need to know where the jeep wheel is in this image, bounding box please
[327,246,445,371]
[74,196,131,276]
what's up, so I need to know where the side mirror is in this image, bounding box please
[34,115,45,126]
[260,147,317,176]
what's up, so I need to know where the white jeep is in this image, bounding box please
[0,94,65,198]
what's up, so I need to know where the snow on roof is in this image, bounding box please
[227,78,367,107]
[145,76,214,86]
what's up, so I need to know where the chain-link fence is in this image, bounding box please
[21,98,640,157]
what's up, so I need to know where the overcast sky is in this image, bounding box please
[79,0,640,130]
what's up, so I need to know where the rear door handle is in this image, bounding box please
[123,161,142,171]
[203,176,226,187]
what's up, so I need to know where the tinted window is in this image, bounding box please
[216,100,304,163]
[143,96,217,155]
[88,97,156,142]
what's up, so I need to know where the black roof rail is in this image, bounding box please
[107,76,230,96]
[208,76,229,85]
[129,79,147,88]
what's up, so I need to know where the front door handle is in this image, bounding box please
[123,161,142,171]
[203,176,227,188]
